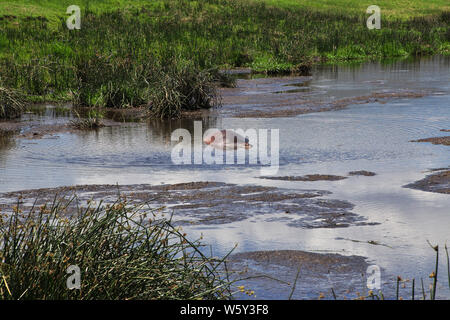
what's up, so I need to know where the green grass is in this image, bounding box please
[0,0,448,117]
[1,0,448,22]
[0,198,233,299]
[261,0,450,19]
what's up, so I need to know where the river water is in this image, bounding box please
[0,55,449,299]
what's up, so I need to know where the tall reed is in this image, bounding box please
[0,198,233,300]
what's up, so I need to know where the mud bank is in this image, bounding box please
[0,104,145,140]
[404,170,450,194]
[407,135,450,194]
[229,250,370,299]
[0,117,124,140]
[218,76,430,118]
[348,171,376,176]
[0,182,378,229]
[259,174,347,181]
[411,136,450,146]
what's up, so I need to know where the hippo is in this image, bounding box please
[203,129,252,150]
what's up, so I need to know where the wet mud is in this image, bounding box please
[404,170,450,194]
[408,135,450,194]
[0,182,377,229]
[411,136,450,146]
[259,174,347,181]
[348,171,376,176]
[229,250,371,299]
[218,76,430,118]
[0,117,124,140]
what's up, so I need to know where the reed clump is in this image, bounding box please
[0,199,233,300]
[70,109,105,130]
[148,65,220,119]
[0,87,24,119]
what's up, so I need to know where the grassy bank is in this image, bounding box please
[1,195,449,300]
[0,0,448,118]
[0,199,233,299]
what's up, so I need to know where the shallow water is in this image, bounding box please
[1,56,449,299]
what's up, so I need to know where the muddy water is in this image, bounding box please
[1,56,449,299]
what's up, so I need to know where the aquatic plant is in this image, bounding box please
[0,199,233,300]
[148,64,220,119]
[0,87,24,119]
[70,109,105,130]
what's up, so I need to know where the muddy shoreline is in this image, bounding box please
[411,136,450,146]
[260,174,347,181]
[0,80,434,141]
[0,181,378,229]
[219,75,431,118]
[407,134,450,194]
[404,170,450,194]
[229,249,371,299]
[0,111,132,140]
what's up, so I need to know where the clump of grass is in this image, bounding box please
[0,87,25,119]
[0,199,233,300]
[148,65,220,119]
[70,109,105,130]
[210,68,237,89]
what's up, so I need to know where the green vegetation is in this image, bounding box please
[1,0,448,23]
[0,87,24,119]
[0,0,448,117]
[0,199,233,299]
[70,109,105,129]
[262,0,450,19]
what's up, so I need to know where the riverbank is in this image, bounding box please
[406,133,450,194]
[0,0,448,118]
